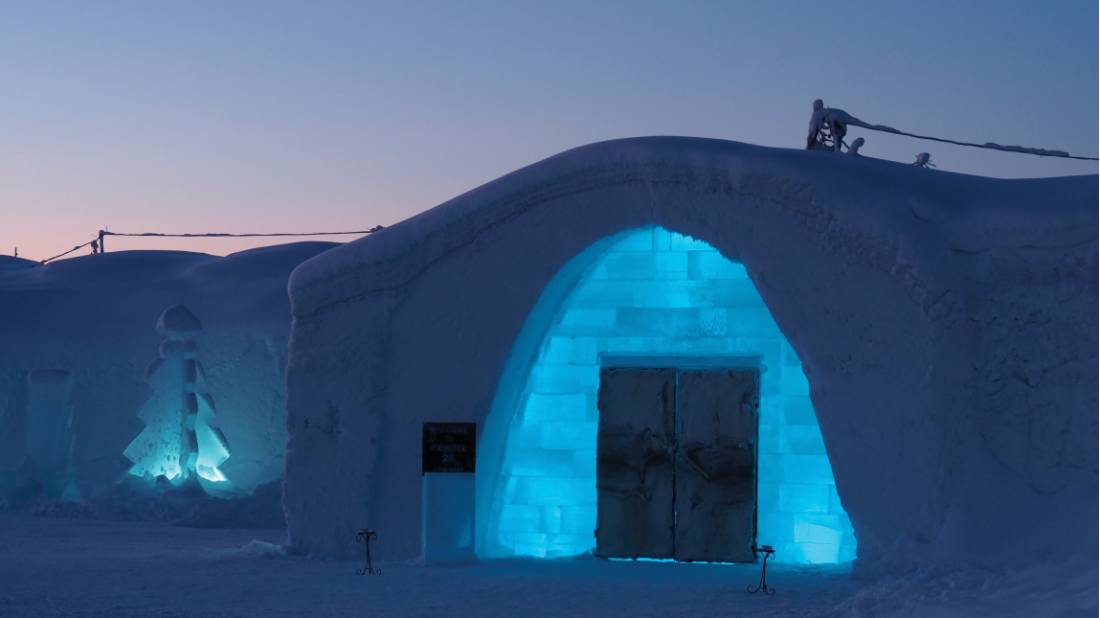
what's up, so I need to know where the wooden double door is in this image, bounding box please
[595,367,759,563]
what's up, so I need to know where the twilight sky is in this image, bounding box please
[2,1,1097,261]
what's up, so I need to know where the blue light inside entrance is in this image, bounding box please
[486,227,856,564]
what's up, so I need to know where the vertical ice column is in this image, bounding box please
[24,369,76,499]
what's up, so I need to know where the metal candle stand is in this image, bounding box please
[356,529,380,575]
[746,545,775,595]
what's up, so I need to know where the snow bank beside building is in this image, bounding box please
[283,137,1096,574]
[0,242,335,501]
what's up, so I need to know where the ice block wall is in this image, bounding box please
[485,227,857,564]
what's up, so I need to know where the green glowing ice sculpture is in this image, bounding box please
[123,304,231,489]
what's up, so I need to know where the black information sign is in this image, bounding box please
[422,422,477,474]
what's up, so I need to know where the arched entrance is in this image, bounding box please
[478,227,856,564]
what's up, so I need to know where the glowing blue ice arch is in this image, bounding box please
[482,227,856,564]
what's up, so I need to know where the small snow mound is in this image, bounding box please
[821,563,1098,618]
[173,480,286,528]
[156,304,202,336]
[189,241,338,280]
[234,539,288,559]
[39,250,213,285]
[0,255,36,270]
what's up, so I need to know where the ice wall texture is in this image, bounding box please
[485,227,855,563]
[284,137,1096,574]
[0,242,335,501]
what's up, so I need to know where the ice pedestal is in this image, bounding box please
[422,473,475,563]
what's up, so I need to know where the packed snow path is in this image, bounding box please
[0,514,1093,617]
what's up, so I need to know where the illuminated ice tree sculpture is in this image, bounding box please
[123,304,231,490]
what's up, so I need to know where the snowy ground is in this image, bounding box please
[0,514,1093,617]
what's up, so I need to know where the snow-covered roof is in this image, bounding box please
[288,136,1095,317]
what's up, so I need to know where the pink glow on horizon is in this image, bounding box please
[2,2,1095,262]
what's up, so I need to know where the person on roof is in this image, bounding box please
[806,99,850,152]
[912,152,936,168]
[806,99,828,149]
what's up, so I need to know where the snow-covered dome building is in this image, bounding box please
[283,137,1097,572]
[0,242,335,503]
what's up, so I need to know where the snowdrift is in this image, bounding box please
[283,137,1096,574]
[0,242,336,501]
